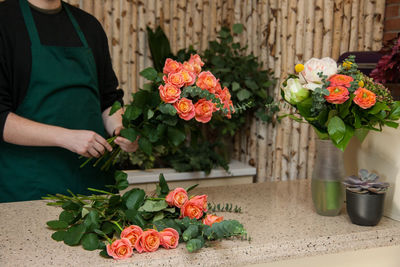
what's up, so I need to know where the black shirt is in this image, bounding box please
[0,0,124,141]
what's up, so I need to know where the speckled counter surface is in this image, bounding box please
[1,180,400,267]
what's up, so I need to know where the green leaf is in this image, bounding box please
[120,128,138,142]
[142,83,153,91]
[99,248,112,258]
[47,220,68,230]
[186,238,204,253]
[109,101,122,116]
[183,225,199,241]
[297,97,313,118]
[81,233,100,251]
[385,121,399,128]
[232,23,244,34]
[124,105,142,121]
[231,82,240,91]
[185,184,199,192]
[219,28,230,38]
[368,102,389,115]
[62,201,81,211]
[139,200,168,212]
[327,116,346,144]
[334,124,354,151]
[124,209,146,228]
[167,127,186,146]
[152,211,165,222]
[312,126,329,139]
[147,109,155,120]
[139,137,152,156]
[115,170,128,183]
[157,174,170,197]
[63,224,86,246]
[237,89,252,101]
[139,67,158,81]
[159,103,177,115]
[59,211,75,224]
[389,101,400,120]
[124,188,146,210]
[244,80,259,90]
[84,211,100,232]
[51,231,66,241]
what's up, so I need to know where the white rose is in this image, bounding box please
[301,57,338,90]
[282,78,310,105]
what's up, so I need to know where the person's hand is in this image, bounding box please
[114,126,139,153]
[63,130,112,158]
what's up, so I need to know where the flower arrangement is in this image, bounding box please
[281,55,400,151]
[44,172,246,259]
[81,54,234,172]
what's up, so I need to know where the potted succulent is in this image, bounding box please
[343,169,389,226]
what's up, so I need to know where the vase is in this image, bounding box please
[346,190,385,226]
[311,139,345,216]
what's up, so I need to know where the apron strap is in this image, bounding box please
[19,0,41,46]
[19,0,89,48]
[63,3,89,48]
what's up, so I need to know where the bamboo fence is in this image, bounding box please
[66,0,387,182]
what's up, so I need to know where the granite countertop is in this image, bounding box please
[1,180,399,267]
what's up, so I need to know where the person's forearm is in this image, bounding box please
[102,107,123,136]
[2,112,69,148]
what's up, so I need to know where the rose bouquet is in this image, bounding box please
[281,55,400,151]
[81,54,234,172]
[43,171,246,259]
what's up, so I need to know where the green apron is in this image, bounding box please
[0,0,113,202]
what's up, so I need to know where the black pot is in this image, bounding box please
[346,189,386,226]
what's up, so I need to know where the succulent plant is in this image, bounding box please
[343,169,389,194]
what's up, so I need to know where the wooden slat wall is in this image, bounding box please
[66,0,386,181]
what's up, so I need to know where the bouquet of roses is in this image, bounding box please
[43,172,246,259]
[81,54,234,170]
[281,55,400,151]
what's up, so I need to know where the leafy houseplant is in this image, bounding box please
[82,54,233,174]
[371,36,400,100]
[343,169,389,226]
[145,24,278,165]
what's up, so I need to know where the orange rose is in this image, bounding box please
[182,61,195,73]
[218,87,231,103]
[159,228,179,249]
[353,87,376,109]
[194,99,214,123]
[202,214,223,226]
[163,58,182,74]
[328,74,354,88]
[120,225,143,247]
[134,229,160,253]
[159,83,181,103]
[179,69,196,86]
[106,238,133,260]
[196,71,218,93]
[174,98,195,121]
[214,82,222,94]
[188,54,204,74]
[165,187,188,208]
[180,198,204,219]
[190,195,208,212]
[324,86,349,104]
[163,72,186,88]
